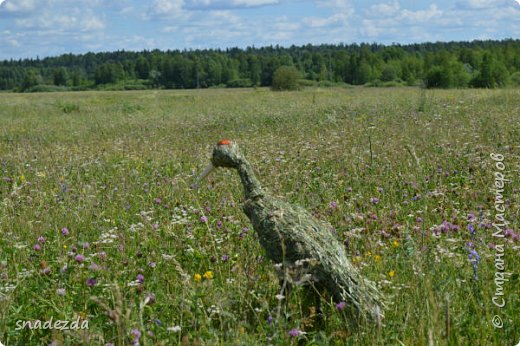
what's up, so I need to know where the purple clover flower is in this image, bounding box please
[86,278,97,287]
[336,301,346,311]
[61,227,69,236]
[288,328,302,337]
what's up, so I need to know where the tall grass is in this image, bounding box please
[0,87,518,345]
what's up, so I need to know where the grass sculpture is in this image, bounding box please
[199,139,385,326]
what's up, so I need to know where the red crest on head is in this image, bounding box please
[218,139,232,145]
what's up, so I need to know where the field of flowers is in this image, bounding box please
[0,87,518,345]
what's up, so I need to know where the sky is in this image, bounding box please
[0,0,519,60]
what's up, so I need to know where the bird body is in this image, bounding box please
[200,139,384,324]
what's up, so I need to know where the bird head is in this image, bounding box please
[198,139,241,180]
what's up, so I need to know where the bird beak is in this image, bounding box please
[198,163,215,180]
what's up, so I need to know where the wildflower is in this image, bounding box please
[144,292,156,305]
[131,328,141,344]
[200,216,208,223]
[374,255,382,263]
[416,217,423,223]
[20,175,26,183]
[98,251,107,260]
[61,227,69,236]
[89,263,100,271]
[267,316,273,325]
[86,278,97,287]
[193,273,202,282]
[216,220,223,228]
[75,254,85,263]
[203,271,213,280]
[56,288,66,296]
[168,325,182,333]
[152,223,159,230]
[136,274,144,284]
[148,261,156,268]
[336,301,346,311]
[467,223,475,235]
[466,242,480,281]
[221,254,230,262]
[82,242,90,249]
[38,236,46,244]
[154,198,162,204]
[33,244,41,251]
[330,201,338,209]
[370,197,380,205]
[388,270,395,278]
[392,240,399,248]
[288,328,302,337]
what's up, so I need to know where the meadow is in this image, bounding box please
[0,87,518,345]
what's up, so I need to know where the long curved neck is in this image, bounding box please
[236,157,264,200]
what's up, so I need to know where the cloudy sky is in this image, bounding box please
[0,0,519,60]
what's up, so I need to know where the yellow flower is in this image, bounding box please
[374,255,382,263]
[352,256,362,264]
[193,273,202,282]
[20,175,26,183]
[203,271,213,280]
[63,245,67,250]
[388,270,395,278]
[392,240,399,248]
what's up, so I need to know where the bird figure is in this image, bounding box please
[199,139,384,324]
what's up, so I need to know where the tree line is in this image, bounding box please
[1,39,520,92]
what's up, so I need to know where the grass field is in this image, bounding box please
[0,87,519,345]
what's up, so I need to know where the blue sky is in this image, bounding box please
[0,0,519,60]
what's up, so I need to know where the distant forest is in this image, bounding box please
[1,39,520,92]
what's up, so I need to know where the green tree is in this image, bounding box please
[135,57,150,79]
[271,66,300,91]
[21,69,40,91]
[53,68,68,86]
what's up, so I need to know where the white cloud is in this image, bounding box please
[366,1,400,17]
[400,4,442,23]
[456,0,512,9]
[1,0,38,12]
[303,13,349,28]
[186,0,278,9]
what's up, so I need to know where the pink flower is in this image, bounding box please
[61,227,69,236]
[75,254,85,263]
[288,328,302,337]
[336,301,346,311]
